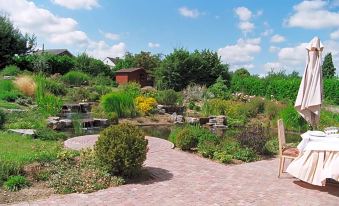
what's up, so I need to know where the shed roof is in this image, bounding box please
[115,68,144,73]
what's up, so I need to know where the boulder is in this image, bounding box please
[9,129,35,136]
[186,117,199,124]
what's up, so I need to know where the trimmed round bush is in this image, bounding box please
[175,127,198,150]
[62,71,90,86]
[95,123,148,177]
[4,175,30,191]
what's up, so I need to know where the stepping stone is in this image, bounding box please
[9,129,35,136]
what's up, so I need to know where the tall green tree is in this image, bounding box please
[0,15,36,68]
[114,51,161,76]
[322,53,336,78]
[75,53,112,76]
[155,48,230,91]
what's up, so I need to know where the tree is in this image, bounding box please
[75,53,112,76]
[114,51,161,76]
[155,48,230,91]
[322,53,336,78]
[0,15,36,68]
[208,76,230,99]
[233,68,250,78]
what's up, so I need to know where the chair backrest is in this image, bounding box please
[277,119,286,156]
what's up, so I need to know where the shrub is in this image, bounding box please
[4,175,30,191]
[91,104,119,124]
[135,96,157,115]
[75,53,112,76]
[0,109,5,128]
[62,71,90,86]
[175,127,198,150]
[156,89,182,105]
[0,80,22,101]
[236,124,269,154]
[263,138,279,155]
[243,97,265,117]
[183,84,210,102]
[35,75,63,116]
[141,86,157,98]
[119,82,141,98]
[264,101,281,120]
[1,65,21,76]
[15,97,33,106]
[324,78,339,105]
[233,147,258,162]
[198,140,218,158]
[208,76,231,99]
[95,123,148,177]
[101,91,137,118]
[35,128,67,141]
[4,109,46,129]
[279,104,307,131]
[0,160,21,185]
[213,151,233,163]
[43,78,67,96]
[49,153,124,194]
[14,75,36,97]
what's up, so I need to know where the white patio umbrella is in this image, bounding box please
[295,37,324,127]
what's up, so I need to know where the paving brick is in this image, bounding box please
[9,136,339,206]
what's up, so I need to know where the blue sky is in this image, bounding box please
[1,0,339,75]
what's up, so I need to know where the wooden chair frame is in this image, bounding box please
[277,119,298,178]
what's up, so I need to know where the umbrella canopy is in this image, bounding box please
[295,37,324,126]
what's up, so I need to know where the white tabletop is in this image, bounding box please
[297,131,339,152]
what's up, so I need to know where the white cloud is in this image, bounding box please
[218,38,261,68]
[148,42,160,48]
[52,0,99,10]
[87,41,126,60]
[264,62,283,72]
[234,7,252,21]
[238,21,254,33]
[101,31,120,40]
[278,43,308,66]
[269,46,280,53]
[178,7,200,18]
[261,29,273,36]
[0,0,126,60]
[0,0,88,45]
[270,34,286,43]
[285,0,339,29]
[330,29,339,40]
[234,7,255,34]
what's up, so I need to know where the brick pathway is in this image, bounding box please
[12,136,339,206]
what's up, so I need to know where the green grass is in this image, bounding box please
[0,132,61,164]
[4,109,46,129]
[0,131,61,184]
[0,100,22,109]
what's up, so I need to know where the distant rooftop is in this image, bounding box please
[115,68,144,73]
[34,49,74,57]
[106,57,119,64]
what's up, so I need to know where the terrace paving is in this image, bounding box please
[11,135,339,206]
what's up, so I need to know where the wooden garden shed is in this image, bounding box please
[115,68,151,87]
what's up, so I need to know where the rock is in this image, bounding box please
[175,115,184,123]
[199,117,209,125]
[47,120,65,130]
[158,109,166,115]
[93,118,109,127]
[9,129,35,136]
[209,118,217,124]
[186,117,199,124]
[3,76,14,80]
[216,115,227,125]
[157,105,165,110]
[48,116,60,121]
[59,119,72,127]
[6,109,27,113]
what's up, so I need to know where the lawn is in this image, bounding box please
[0,132,61,163]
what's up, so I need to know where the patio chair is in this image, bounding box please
[277,119,299,178]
